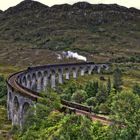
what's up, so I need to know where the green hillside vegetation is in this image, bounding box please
[12,86,140,140]
[13,91,109,140]
[0,76,7,106]
[0,65,139,139]
[0,75,12,139]
[0,1,140,66]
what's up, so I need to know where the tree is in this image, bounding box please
[60,93,71,101]
[40,114,94,140]
[86,97,97,106]
[21,90,61,132]
[107,77,111,95]
[109,91,140,139]
[133,84,140,96]
[65,83,77,95]
[20,112,109,140]
[0,75,6,106]
[85,81,99,98]
[98,103,110,115]
[96,84,108,104]
[71,89,87,103]
[16,92,109,140]
[113,68,123,92]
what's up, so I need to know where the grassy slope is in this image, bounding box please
[0,106,12,139]
[0,2,140,66]
[0,22,139,67]
[60,64,140,91]
[0,64,139,139]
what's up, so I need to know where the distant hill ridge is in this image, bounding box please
[2,0,140,15]
[0,0,140,14]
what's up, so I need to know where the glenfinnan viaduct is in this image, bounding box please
[7,62,109,127]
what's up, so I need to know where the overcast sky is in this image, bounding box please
[0,0,140,11]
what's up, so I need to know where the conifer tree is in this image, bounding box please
[107,77,111,95]
[113,68,123,92]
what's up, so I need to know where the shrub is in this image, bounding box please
[133,84,140,96]
[71,90,87,103]
[86,97,97,106]
[0,76,6,106]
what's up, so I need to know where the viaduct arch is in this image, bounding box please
[7,62,109,127]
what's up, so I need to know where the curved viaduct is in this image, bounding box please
[6,62,109,127]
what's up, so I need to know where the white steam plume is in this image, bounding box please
[65,51,87,61]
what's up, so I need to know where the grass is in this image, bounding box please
[60,68,140,91]
[0,64,139,140]
[123,74,140,89]
[0,65,20,78]
[0,13,140,67]
[0,106,12,139]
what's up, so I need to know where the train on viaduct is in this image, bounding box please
[6,62,109,128]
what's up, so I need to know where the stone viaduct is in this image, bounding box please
[6,62,109,127]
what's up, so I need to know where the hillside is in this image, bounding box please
[0,0,140,66]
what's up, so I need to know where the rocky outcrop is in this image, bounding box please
[4,0,48,15]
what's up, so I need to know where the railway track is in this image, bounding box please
[61,100,112,125]
[7,63,113,126]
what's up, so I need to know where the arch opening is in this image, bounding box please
[13,96,20,125]
[21,102,30,127]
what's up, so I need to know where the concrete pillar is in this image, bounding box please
[13,114,18,126]
[26,74,31,89]
[31,77,36,91]
[88,66,92,75]
[37,76,42,92]
[19,78,22,85]
[19,102,30,129]
[22,76,27,87]
[12,97,19,126]
[7,88,13,120]
[97,66,101,73]
[51,73,56,89]
[66,71,70,80]
[43,76,48,91]
[26,79,31,89]
[58,69,63,84]
[72,68,78,79]
[36,71,43,92]
[19,104,23,128]
[80,68,85,76]
[88,65,95,75]
[17,76,21,84]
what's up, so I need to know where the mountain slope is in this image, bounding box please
[0,0,140,66]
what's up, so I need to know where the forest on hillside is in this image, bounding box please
[0,65,140,139]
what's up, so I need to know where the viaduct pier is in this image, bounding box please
[6,62,109,127]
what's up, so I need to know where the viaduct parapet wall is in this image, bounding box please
[7,62,109,127]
